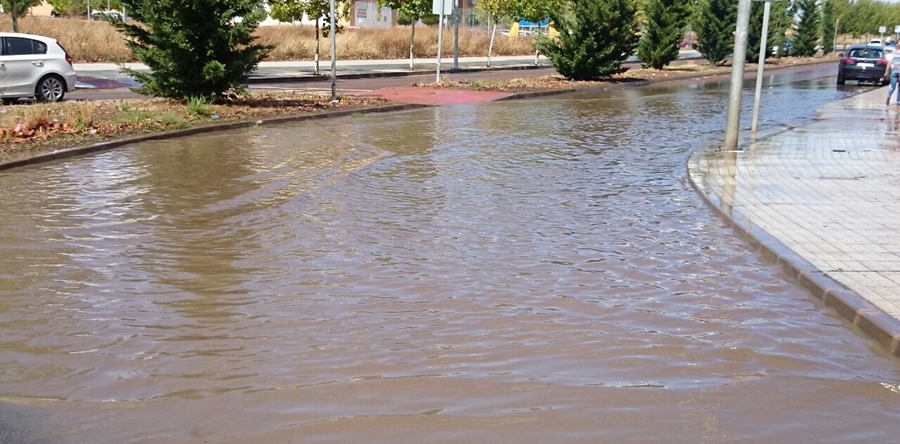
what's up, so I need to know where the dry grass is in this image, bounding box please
[0,16,535,63]
[0,92,389,151]
[0,16,132,62]
[427,56,838,92]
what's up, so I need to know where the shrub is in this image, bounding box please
[537,0,639,80]
[115,0,271,101]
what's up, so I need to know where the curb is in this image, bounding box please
[0,103,428,172]
[246,64,549,84]
[687,142,900,358]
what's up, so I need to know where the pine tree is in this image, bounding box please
[793,0,820,57]
[637,0,691,70]
[692,0,737,66]
[821,0,836,54]
[114,0,270,101]
[536,0,639,80]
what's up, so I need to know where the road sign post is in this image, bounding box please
[751,0,771,134]
[433,0,453,83]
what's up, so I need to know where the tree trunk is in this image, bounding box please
[409,22,416,70]
[11,0,19,33]
[488,18,497,68]
[315,19,320,76]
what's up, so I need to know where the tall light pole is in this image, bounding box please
[751,0,771,134]
[330,0,337,101]
[724,0,753,150]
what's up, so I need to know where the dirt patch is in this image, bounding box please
[425,56,837,92]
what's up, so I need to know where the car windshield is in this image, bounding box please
[849,48,884,58]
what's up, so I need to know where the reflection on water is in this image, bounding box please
[0,74,898,443]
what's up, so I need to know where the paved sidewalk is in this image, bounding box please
[689,87,900,357]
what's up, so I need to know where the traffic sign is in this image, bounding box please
[880,26,887,33]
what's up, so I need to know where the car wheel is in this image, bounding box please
[35,75,66,103]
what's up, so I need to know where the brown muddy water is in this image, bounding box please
[1,69,899,443]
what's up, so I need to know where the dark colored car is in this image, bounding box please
[837,45,888,85]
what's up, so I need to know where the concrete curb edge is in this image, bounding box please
[686,146,900,358]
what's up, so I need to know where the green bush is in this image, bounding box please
[536,0,639,80]
[116,0,271,101]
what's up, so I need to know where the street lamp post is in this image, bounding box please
[723,0,753,150]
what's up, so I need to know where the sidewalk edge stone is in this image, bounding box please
[687,146,900,358]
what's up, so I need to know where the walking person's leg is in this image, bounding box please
[894,72,900,104]
[889,72,899,105]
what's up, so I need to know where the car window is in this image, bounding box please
[32,40,47,55]
[849,48,883,58]
[3,37,37,56]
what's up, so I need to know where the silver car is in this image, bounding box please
[0,32,77,103]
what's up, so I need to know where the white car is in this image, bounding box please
[0,32,77,103]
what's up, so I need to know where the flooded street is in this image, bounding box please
[1,68,899,443]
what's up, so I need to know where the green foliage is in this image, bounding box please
[537,0,640,80]
[270,0,352,35]
[692,0,736,66]
[637,0,691,70]
[186,96,213,118]
[115,0,271,101]
[821,0,836,53]
[793,0,820,57]
[511,0,562,23]
[2,0,41,16]
[478,0,516,23]
[3,0,41,31]
[397,8,437,26]
[378,0,434,25]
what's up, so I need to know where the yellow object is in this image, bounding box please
[509,22,520,39]
[549,26,559,38]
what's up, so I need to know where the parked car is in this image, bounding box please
[837,45,889,85]
[869,38,884,46]
[90,11,123,22]
[0,33,76,104]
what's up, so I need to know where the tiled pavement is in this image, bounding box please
[689,87,900,357]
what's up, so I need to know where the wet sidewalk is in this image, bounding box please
[689,87,900,357]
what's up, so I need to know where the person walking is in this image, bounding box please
[887,49,900,105]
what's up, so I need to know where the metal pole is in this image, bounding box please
[751,0,771,134]
[330,0,337,101]
[453,0,460,70]
[724,0,753,150]
[437,5,445,83]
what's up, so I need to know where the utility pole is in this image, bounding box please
[724,0,753,150]
[751,0,771,134]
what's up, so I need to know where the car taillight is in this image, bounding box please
[878,59,888,66]
[65,53,73,66]
[844,57,856,64]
